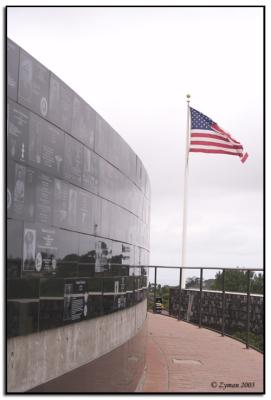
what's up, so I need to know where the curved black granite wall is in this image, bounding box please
[7,38,151,338]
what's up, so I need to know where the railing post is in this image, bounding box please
[199,268,203,328]
[153,267,157,313]
[246,270,251,349]
[221,269,225,336]
[178,268,182,320]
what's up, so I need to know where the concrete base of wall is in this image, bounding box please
[7,300,147,393]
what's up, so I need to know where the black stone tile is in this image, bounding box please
[7,219,23,278]
[48,73,73,133]
[7,99,29,164]
[18,49,50,117]
[56,230,79,278]
[71,95,95,149]
[28,113,64,178]
[7,39,20,101]
[7,301,39,337]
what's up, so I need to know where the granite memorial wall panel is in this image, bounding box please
[63,134,83,186]
[29,113,64,177]
[7,99,29,164]
[48,73,73,133]
[78,234,96,277]
[82,146,99,194]
[56,229,79,278]
[7,277,40,337]
[7,219,23,278]
[18,49,50,118]
[71,95,95,149]
[7,39,20,101]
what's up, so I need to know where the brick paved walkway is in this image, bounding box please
[142,313,263,393]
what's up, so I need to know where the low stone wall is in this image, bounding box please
[169,289,263,335]
[8,299,147,392]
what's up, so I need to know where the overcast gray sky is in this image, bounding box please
[7,6,263,285]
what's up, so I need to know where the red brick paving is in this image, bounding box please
[142,312,263,393]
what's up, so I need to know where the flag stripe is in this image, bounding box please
[191,128,228,140]
[190,148,242,156]
[212,123,240,144]
[191,132,230,142]
[190,144,243,155]
[190,140,243,150]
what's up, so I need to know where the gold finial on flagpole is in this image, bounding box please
[186,94,191,103]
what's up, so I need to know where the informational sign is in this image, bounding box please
[63,280,88,321]
[22,223,58,274]
[18,50,49,117]
[7,100,29,163]
[7,39,20,101]
[48,74,73,133]
[29,113,64,177]
[71,95,95,149]
[64,134,83,186]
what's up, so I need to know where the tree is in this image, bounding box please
[210,270,263,294]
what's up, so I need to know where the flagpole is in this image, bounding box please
[181,94,191,288]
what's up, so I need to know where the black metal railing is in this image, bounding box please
[145,265,264,352]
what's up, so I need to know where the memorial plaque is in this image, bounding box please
[7,161,36,222]
[63,279,88,322]
[48,74,73,133]
[82,147,99,194]
[35,172,54,225]
[29,113,64,177]
[22,223,58,275]
[53,178,69,229]
[7,39,20,101]
[18,49,50,117]
[71,95,95,149]
[63,134,83,186]
[7,219,23,278]
[7,100,29,163]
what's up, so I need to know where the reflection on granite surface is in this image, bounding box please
[29,316,147,393]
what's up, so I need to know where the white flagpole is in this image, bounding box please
[181,94,191,288]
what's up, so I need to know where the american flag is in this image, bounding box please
[190,107,248,163]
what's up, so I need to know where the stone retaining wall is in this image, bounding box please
[169,289,263,335]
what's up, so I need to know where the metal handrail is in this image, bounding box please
[144,265,263,351]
